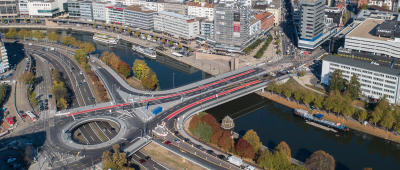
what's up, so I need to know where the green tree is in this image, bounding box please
[153,36,157,40]
[275,38,281,45]
[51,80,68,101]
[74,49,87,64]
[119,27,123,32]
[1,18,4,23]
[32,30,45,41]
[52,69,62,82]
[302,91,315,106]
[293,89,303,103]
[102,23,106,29]
[274,84,283,97]
[169,40,174,46]
[178,43,183,49]
[102,144,134,170]
[110,24,114,31]
[305,150,335,170]
[135,31,140,37]
[47,32,60,42]
[29,92,38,107]
[347,74,361,100]
[93,22,97,28]
[382,4,389,9]
[277,49,281,54]
[283,84,293,101]
[188,47,192,52]
[324,92,336,114]
[127,29,132,35]
[193,122,213,143]
[144,33,148,38]
[24,17,27,23]
[267,80,276,95]
[313,94,324,109]
[257,150,274,169]
[198,111,208,118]
[275,141,291,161]
[56,98,68,110]
[61,36,76,46]
[342,11,349,24]
[330,69,345,91]
[299,71,306,77]
[81,42,95,53]
[132,59,150,80]
[19,71,36,85]
[141,77,156,90]
[243,129,262,152]
[361,4,369,10]
[5,28,17,39]
[358,109,368,124]
[381,112,395,132]
[13,18,16,23]
[161,38,165,43]
[117,62,131,78]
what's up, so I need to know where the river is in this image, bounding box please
[2,28,209,90]
[206,93,400,170]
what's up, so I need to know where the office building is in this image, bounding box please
[343,19,400,59]
[200,19,213,38]
[143,0,164,12]
[321,55,400,104]
[124,5,157,29]
[355,9,400,23]
[164,2,187,15]
[67,0,93,21]
[187,2,215,21]
[296,0,336,49]
[253,11,274,33]
[324,4,346,26]
[154,11,199,39]
[19,0,29,16]
[0,0,18,18]
[28,0,66,18]
[93,1,109,23]
[213,2,251,52]
[249,17,261,36]
[358,0,395,11]
[253,4,281,26]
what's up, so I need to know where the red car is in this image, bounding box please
[165,141,171,145]
[139,159,146,164]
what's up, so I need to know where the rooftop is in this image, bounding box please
[347,19,392,41]
[250,17,260,25]
[253,5,269,10]
[323,55,400,76]
[158,11,196,20]
[221,116,234,129]
[125,5,157,13]
[336,4,344,10]
[188,2,215,8]
[369,5,393,12]
[254,12,274,20]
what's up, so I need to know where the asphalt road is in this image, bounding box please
[96,121,118,139]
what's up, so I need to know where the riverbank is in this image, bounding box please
[255,91,400,144]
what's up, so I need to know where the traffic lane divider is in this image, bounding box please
[67,103,131,116]
[166,80,260,119]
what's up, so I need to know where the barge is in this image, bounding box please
[93,33,121,45]
[294,109,349,132]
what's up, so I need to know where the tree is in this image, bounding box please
[110,24,114,31]
[398,7,400,13]
[235,138,255,159]
[267,80,276,95]
[102,23,106,29]
[127,29,132,35]
[358,109,368,124]
[93,22,97,28]
[61,36,76,46]
[32,30,45,41]
[198,111,208,118]
[218,131,233,152]
[34,18,38,23]
[277,49,281,54]
[299,71,306,77]
[188,47,192,52]
[189,114,201,133]
[178,43,183,49]
[257,150,274,169]
[169,40,174,46]
[161,38,165,43]
[274,84,283,97]
[74,49,87,64]
[135,31,140,37]
[52,69,62,82]
[210,130,223,144]
[5,28,17,39]
[153,36,157,40]
[347,74,361,100]
[302,91,315,106]
[13,18,16,23]
[81,42,96,53]
[19,71,36,85]
[47,32,60,42]
[193,122,213,143]
[201,114,220,133]
[141,77,156,90]
[275,39,281,45]
[119,27,123,32]
[1,18,4,23]
[342,11,349,25]
[132,59,150,80]
[57,98,68,110]
[102,144,133,170]
[275,141,291,161]
[51,80,68,101]
[324,92,335,113]
[382,4,389,9]
[29,92,38,107]
[117,62,131,78]
[381,112,395,132]
[72,40,83,48]
[330,69,345,91]
[283,84,293,101]
[361,4,369,10]
[243,129,262,152]
[305,150,335,170]
[144,33,148,38]
[313,94,324,109]
[371,108,383,127]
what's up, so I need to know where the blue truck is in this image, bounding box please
[153,106,162,115]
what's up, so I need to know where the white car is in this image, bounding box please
[83,79,86,82]
[97,66,101,68]
[28,43,32,45]
[80,71,83,74]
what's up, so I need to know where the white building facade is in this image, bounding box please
[321,55,400,104]
[93,2,109,23]
[27,0,60,18]
[187,2,215,21]
[19,0,29,16]
[249,18,261,36]
[154,11,199,39]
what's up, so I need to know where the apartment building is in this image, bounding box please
[200,19,213,38]
[249,17,261,36]
[321,55,400,104]
[0,33,9,73]
[143,0,163,12]
[154,11,199,39]
[254,11,274,33]
[187,2,215,21]
[253,4,281,26]
[19,0,29,16]
[124,5,157,29]
[93,1,110,23]
[355,9,400,22]
[164,2,186,15]
[324,4,345,26]
[0,0,18,18]
[106,5,124,24]
[67,0,93,21]
[358,0,395,11]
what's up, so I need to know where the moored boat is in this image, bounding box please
[293,109,349,132]
[132,45,156,59]
[93,33,121,45]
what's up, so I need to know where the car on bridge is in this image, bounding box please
[139,159,146,164]
[174,139,180,143]
[165,141,171,145]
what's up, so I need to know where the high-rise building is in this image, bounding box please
[67,0,93,21]
[296,0,336,49]
[154,11,199,39]
[213,2,251,52]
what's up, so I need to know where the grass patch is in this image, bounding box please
[126,77,146,90]
[305,84,328,95]
[143,142,207,170]
[90,123,109,142]
[353,100,366,109]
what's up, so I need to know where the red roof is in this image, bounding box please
[254,12,273,20]
[336,4,344,10]
[7,117,14,125]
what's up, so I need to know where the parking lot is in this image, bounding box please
[0,149,26,170]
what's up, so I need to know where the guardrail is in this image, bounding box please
[24,52,36,115]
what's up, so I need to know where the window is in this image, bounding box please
[362,79,371,83]
[384,84,396,89]
[373,82,384,86]
[362,75,372,79]
[330,63,339,67]
[384,89,395,94]
[385,80,396,84]
[372,91,382,95]
[362,70,373,74]
[386,75,397,80]
[373,77,384,81]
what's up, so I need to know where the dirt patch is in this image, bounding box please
[353,100,366,109]
[126,77,146,91]
[256,91,400,143]
[142,142,207,170]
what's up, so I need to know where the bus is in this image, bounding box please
[25,111,37,122]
